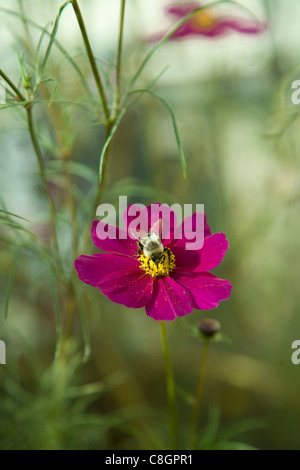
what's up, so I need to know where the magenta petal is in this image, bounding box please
[145,277,193,321]
[91,220,137,256]
[171,21,228,39]
[219,18,267,35]
[173,271,232,309]
[169,212,211,252]
[172,246,200,271]
[170,17,266,39]
[173,233,228,273]
[75,253,139,287]
[149,2,266,42]
[75,253,153,308]
[194,233,229,272]
[165,2,201,18]
[97,270,153,308]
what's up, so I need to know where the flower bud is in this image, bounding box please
[198,318,221,338]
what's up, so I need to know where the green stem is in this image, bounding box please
[115,0,126,114]
[190,339,210,450]
[159,321,179,450]
[26,106,60,257]
[81,0,127,250]
[71,0,110,121]
[0,69,26,102]
[18,0,33,51]
[40,1,72,77]
[62,154,79,258]
[0,69,60,258]
[82,123,113,253]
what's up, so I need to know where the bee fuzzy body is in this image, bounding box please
[138,233,164,259]
[131,220,167,264]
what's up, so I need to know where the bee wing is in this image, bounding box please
[150,219,163,239]
[128,227,148,242]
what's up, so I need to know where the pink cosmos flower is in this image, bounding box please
[148,2,267,41]
[74,204,232,321]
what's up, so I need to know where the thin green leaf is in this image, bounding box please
[4,250,20,319]
[216,441,258,450]
[218,417,267,443]
[99,109,126,184]
[129,88,187,177]
[74,286,91,362]
[17,0,33,49]
[0,101,29,111]
[146,65,171,90]
[95,55,117,98]
[126,65,170,110]
[199,407,221,449]
[0,209,31,223]
[17,52,31,93]
[34,77,59,106]
[35,20,53,81]
[175,384,194,406]
[40,1,72,76]
[67,371,127,398]
[20,98,93,112]
[49,271,63,360]
[0,221,37,239]
[47,160,97,184]
[0,6,93,100]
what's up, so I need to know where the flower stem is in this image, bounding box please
[71,0,110,121]
[0,69,60,258]
[114,0,126,114]
[159,321,179,450]
[18,0,34,53]
[189,339,210,450]
[0,69,26,102]
[26,106,60,258]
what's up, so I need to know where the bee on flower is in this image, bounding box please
[75,204,232,321]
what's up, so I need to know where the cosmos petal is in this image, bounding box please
[75,252,153,308]
[219,18,267,35]
[165,3,201,18]
[195,233,229,272]
[176,18,267,38]
[171,246,200,270]
[169,212,211,251]
[97,270,153,308]
[91,220,137,256]
[147,2,266,42]
[171,233,228,273]
[145,276,193,321]
[75,253,139,287]
[172,271,232,309]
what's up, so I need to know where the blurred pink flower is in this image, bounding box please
[75,204,232,321]
[148,2,267,41]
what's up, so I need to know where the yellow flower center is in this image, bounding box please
[139,248,175,278]
[191,10,217,30]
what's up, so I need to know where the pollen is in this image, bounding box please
[192,10,216,29]
[139,248,176,278]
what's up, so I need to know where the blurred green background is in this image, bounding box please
[1,0,300,450]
